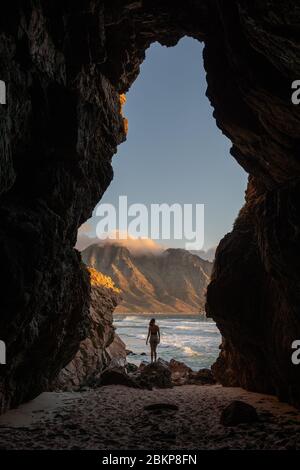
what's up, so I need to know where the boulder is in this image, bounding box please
[167,359,216,385]
[132,359,216,387]
[168,359,192,385]
[138,361,149,371]
[126,363,138,373]
[134,359,173,389]
[220,401,259,426]
[189,368,216,385]
[107,335,127,362]
[99,369,138,388]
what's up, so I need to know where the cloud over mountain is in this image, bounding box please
[76,228,165,255]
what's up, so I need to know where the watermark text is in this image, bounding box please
[0,340,6,365]
[291,340,300,365]
[291,80,300,105]
[0,80,6,104]
[95,196,205,250]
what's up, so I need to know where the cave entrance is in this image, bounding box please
[78,37,247,371]
[2,1,298,418]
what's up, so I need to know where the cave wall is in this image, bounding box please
[52,281,124,391]
[205,1,300,407]
[0,0,300,411]
[0,0,126,411]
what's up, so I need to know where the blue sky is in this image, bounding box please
[79,37,247,252]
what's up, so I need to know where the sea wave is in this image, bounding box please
[181,346,201,357]
[118,316,141,322]
[119,332,147,340]
[174,325,200,331]
[159,342,201,357]
[113,314,221,370]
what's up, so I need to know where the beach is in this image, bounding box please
[0,384,300,450]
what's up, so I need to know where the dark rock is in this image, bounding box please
[134,358,216,387]
[167,359,216,385]
[189,368,216,385]
[106,335,127,363]
[106,357,127,370]
[220,401,259,427]
[134,359,173,389]
[144,403,179,411]
[204,4,300,407]
[99,369,138,388]
[169,358,192,373]
[126,363,138,373]
[168,359,192,385]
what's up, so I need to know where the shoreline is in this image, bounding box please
[113,315,220,370]
[114,312,211,317]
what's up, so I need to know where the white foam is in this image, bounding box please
[175,325,199,331]
[182,346,201,357]
[119,316,141,322]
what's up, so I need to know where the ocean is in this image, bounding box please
[113,314,221,371]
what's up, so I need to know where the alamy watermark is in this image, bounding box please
[0,80,6,104]
[95,196,204,250]
[0,340,6,365]
[1,80,7,365]
[289,82,300,362]
[291,80,300,105]
[291,340,300,365]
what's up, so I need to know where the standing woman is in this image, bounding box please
[146,318,160,363]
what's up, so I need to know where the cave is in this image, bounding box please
[0,0,300,414]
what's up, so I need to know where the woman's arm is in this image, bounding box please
[146,327,150,345]
[158,326,160,343]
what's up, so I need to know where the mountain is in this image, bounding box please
[190,247,216,262]
[81,244,213,313]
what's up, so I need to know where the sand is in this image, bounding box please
[0,384,299,450]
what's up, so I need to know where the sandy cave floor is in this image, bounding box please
[0,384,300,450]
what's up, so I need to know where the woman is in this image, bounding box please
[146,318,160,363]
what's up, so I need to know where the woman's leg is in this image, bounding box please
[150,343,154,363]
[154,343,157,362]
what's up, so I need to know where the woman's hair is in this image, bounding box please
[149,318,155,325]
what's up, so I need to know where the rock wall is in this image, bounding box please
[205,2,300,407]
[0,1,300,410]
[0,1,126,412]
[52,282,125,391]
